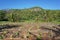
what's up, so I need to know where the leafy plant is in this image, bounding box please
[36,33,42,40]
[3,31,7,35]
[13,32,19,38]
[0,35,4,39]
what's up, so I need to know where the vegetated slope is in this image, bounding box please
[0,6,60,22]
[0,22,60,40]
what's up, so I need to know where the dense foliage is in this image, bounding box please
[0,7,60,22]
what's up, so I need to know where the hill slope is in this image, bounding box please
[0,6,60,22]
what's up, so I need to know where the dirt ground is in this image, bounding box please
[0,22,60,40]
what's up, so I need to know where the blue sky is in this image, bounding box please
[0,0,60,10]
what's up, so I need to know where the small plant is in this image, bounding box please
[36,33,42,40]
[0,35,4,39]
[15,32,19,36]
[10,34,13,39]
[13,32,19,38]
[3,31,7,35]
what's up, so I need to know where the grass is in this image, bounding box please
[0,20,60,25]
[52,21,60,24]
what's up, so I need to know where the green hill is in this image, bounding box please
[0,6,60,22]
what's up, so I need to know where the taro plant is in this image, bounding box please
[3,31,7,35]
[0,35,4,39]
[10,34,13,39]
[13,32,19,38]
[2,31,8,38]
[36,33,42,40]
[15,32,19,36]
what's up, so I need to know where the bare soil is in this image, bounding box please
[0,22,60,40]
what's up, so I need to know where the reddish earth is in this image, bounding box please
[0,22,60,40]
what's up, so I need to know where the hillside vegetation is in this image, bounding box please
[0,7,60,22]
[0,7,60,40]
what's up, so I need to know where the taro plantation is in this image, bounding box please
[0,7,60,40]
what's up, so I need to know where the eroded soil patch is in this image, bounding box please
[0,22,60,40]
